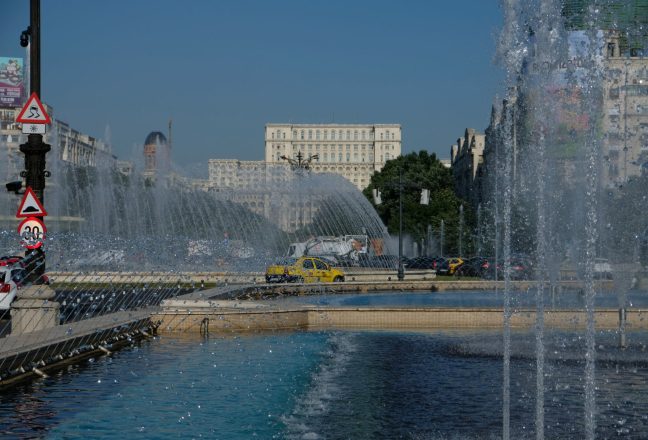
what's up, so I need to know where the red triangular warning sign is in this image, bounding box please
[16,187,48,218]
[16,92,51,124]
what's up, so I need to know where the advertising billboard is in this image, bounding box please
[0,57,25,108]
[541,31,605,158]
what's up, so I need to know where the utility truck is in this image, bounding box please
[286,235,367,261]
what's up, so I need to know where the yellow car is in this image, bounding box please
[438,257,465,275]
[265,257,345,283]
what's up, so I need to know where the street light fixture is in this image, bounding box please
[373,166,429,281]
[280,150,319,171]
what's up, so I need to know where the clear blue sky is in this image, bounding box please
[1,0,504,167]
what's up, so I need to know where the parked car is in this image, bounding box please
[454,257,489,277]
[593,258,612,279]
[265,258,297,283]
[368,255,401,269]
[437,257,465,275]
[509,257,534,280]
[265,256,345,283]
[0,266,19,310]
[481,257,533,280]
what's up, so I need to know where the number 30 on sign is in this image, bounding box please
[18,217,46,249]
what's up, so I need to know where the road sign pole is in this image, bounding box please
[18,0,49,284]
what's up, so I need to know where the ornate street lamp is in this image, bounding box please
[280,151,319,171]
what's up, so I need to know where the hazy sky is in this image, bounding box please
[1,1,504,169]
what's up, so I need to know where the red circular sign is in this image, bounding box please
[17,217,46,249]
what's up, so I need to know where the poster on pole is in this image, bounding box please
[0,57,25,108]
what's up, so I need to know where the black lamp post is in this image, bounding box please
[373,166,429,282]
[279,151,319,227]
[397,168,404,281]
[19,0,50,282]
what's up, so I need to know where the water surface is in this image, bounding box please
[0,329,647,439]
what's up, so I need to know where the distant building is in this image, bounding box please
[143,131,170,177]
[115,160,134,176]
[208,159,290,190]
[203,123,402,231]
[207,159,315,232]
[264,123,402,190]
[0,104,113,180]
[450,128,485,209]
[600,33,648,186]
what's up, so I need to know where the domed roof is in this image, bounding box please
[144,131,167,146]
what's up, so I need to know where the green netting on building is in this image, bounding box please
[562,0,647,53]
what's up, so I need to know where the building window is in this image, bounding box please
[331,130,336,140]
[346,152,350,162]
[308,130,313,139]
[300,130,305,140]
[380,133,384,140]
[362,130,366,140]
[324,130,328,140]
[293,130,298,139]
[316,130,320,140]
[339,153,343,162]
[346,130,351,140]
[271,132,275,139]
[354,130,358,140]
[385,153,390,161]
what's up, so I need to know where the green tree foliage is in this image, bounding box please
[363,151,475,255]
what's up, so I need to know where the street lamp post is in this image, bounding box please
[373,166,428,282]
[279,151,318,228]
[19,0,50,283]
[397,168,404,280]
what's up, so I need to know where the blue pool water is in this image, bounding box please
[281,290,648,309]
[1,329,648,439]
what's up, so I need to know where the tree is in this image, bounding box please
[363,151,475,255]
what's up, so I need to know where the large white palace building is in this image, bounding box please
[206,123,401,231]
[264,123,401,190]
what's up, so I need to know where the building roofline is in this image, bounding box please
[265,123,401,128]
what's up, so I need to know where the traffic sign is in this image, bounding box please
[22,123,47,134]
[18,217,46,250]
[16,187,48,218]
[16,92,51,124]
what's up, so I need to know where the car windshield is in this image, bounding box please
[275,258,296,266]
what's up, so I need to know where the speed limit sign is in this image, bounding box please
[18,217,46,249]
